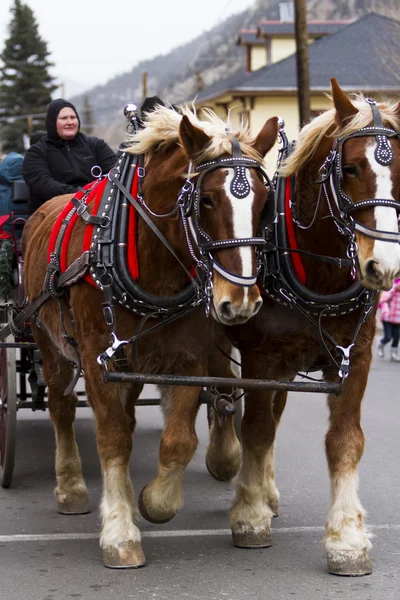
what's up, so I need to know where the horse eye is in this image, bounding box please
[201,195,214,208]
[343,165,359,178]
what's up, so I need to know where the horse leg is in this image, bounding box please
[84,365,145,569]
[265,390,287,516]
[205,342,241,481]
[33,327,89,514]
[229,390,278,548]
[206,408,241,481]
[121,382,143,434]
[324,357,372,576]
[138,384,201,523]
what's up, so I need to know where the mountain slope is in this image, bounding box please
[73,0,400,145]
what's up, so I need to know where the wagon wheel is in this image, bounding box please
[0,329,17,488]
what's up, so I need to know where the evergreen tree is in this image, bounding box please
[0,0,57,153]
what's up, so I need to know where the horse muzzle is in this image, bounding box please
[213,287,263,325]
[361,258,400,291]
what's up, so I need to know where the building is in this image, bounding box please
[194,12,400,170]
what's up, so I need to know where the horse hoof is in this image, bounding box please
[56,494,90,515]
[103,541,146,569]
[205,456,240,482]
[138,486,176,524]
[232,528,272,549]
[327,550,372,576]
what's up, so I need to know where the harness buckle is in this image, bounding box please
[316,150,336,183]
[103,305,114,327]
[180,180,194,198]
[337,344,354,380]
[108,166,120,182]
[97,333,129,366]
[76,202,87,217]
[110,332,128,352]
[100,215,111,229]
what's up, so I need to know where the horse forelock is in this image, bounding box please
[280,94,400,177]
[193,107,262,163]
[125,105,262,164]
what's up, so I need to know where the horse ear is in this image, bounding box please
[252,116,279,158]
[331,77,358,124]
[179,115,211,159]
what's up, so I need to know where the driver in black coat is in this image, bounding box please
[23,98,117,212]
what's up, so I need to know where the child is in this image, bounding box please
[377,278,400,361]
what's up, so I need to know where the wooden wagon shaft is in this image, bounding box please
[103,371,342,395]
[0,342,37,348]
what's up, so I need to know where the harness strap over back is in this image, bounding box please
[0,252,91,342]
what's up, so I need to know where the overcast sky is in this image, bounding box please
[0,0,256,97]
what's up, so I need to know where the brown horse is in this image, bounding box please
[209,79,400,575]
[22,105,278,568]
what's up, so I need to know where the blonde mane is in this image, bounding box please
[280,94,400,176]
[125,105,263,165]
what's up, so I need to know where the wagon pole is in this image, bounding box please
[103,371,342,395]
[294,0,310,126]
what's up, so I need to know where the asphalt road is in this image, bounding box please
[0,345,399,600]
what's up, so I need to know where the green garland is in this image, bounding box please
[0,240,13,302]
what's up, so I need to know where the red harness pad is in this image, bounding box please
[47,185,93,264]
[48,173,140,288]
[0,214,11,239]
[285,177,306,285]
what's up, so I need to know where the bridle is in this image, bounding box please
[315,98,400,251]
[134,127,273,291]
[179,138,273,288]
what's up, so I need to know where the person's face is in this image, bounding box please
[56,107,79,140]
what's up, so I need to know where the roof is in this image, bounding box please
[195,13,400,103]
[257,19,353,37]
[237,19,353,46]
[237,30,262,45]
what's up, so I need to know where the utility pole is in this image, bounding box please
[142,71,147,103]
[294,0,310,126]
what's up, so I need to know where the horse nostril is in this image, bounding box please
[253,299,263,315]
[219,301,232,319]
[365,259,381,282]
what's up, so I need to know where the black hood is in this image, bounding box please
[45,98,81,140]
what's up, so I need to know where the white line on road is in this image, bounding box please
[0,524,399,543]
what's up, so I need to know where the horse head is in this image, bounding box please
[178,111,279,324]
[330,79,400,290]
[281,79,400,293]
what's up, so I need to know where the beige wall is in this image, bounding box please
[250,45,267,71]
[249,94,332,172]
[270,37,297,64]
[250,35,316,69]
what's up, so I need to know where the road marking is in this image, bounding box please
[0,524,399,543]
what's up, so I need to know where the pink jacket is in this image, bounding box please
[379,278,400,324]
